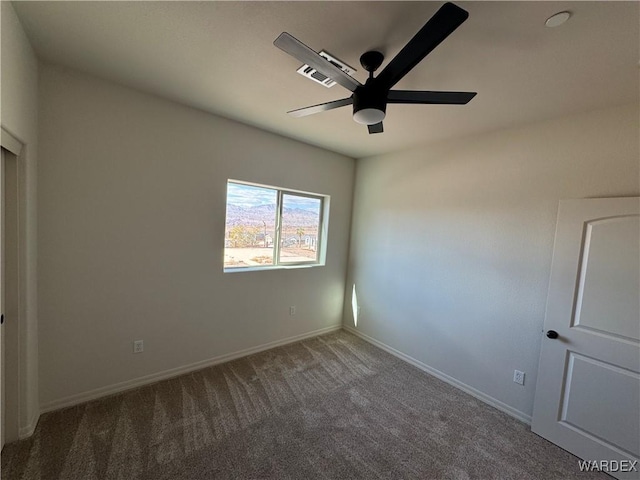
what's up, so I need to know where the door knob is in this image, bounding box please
[0,314,4,325]
[546,330,559,339]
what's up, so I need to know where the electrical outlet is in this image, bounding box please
[289,306,296,316]
[133,340,144,354]
[513,370,525,385]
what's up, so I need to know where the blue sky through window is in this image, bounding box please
[226,183,276,209]
[227,183,321,212]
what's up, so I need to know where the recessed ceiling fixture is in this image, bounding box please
[545,11,571,28]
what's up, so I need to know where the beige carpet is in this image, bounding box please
[1,330,608,480]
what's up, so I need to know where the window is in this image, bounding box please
[223,180,328,271]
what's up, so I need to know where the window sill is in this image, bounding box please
[224,263,323,273]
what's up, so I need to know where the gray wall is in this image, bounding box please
[345,103,639,421]
[0,1,39,437]
[38,64,355,409]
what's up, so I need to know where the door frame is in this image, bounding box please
[1,127,26,444]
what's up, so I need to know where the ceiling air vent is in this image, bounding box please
[296,50,357,88]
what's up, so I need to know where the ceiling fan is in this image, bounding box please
[274,2,476,134]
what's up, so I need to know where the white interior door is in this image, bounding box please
[532,197,640,480]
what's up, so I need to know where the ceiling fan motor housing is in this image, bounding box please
[353,81,387,125]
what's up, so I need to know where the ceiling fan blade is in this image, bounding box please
[388,90,476,105]
[287,98,353,118]
[274,33,362,92]
[375,2,469,90]
[368,122,384,134]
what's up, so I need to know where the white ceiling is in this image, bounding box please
[13,1,639,159]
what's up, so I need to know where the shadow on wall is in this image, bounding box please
[348,103,639,417]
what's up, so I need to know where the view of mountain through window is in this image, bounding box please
[280,194,321,263]
[224,181,324,269]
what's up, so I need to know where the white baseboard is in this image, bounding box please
[343,326,532,425]
[19,412,40,439]
[40,324,342,414]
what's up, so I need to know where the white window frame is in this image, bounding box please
[224,180,329,272]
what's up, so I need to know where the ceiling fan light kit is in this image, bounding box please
[274,2,477,134]
[353,108,386,125]
[353,80,387,125]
